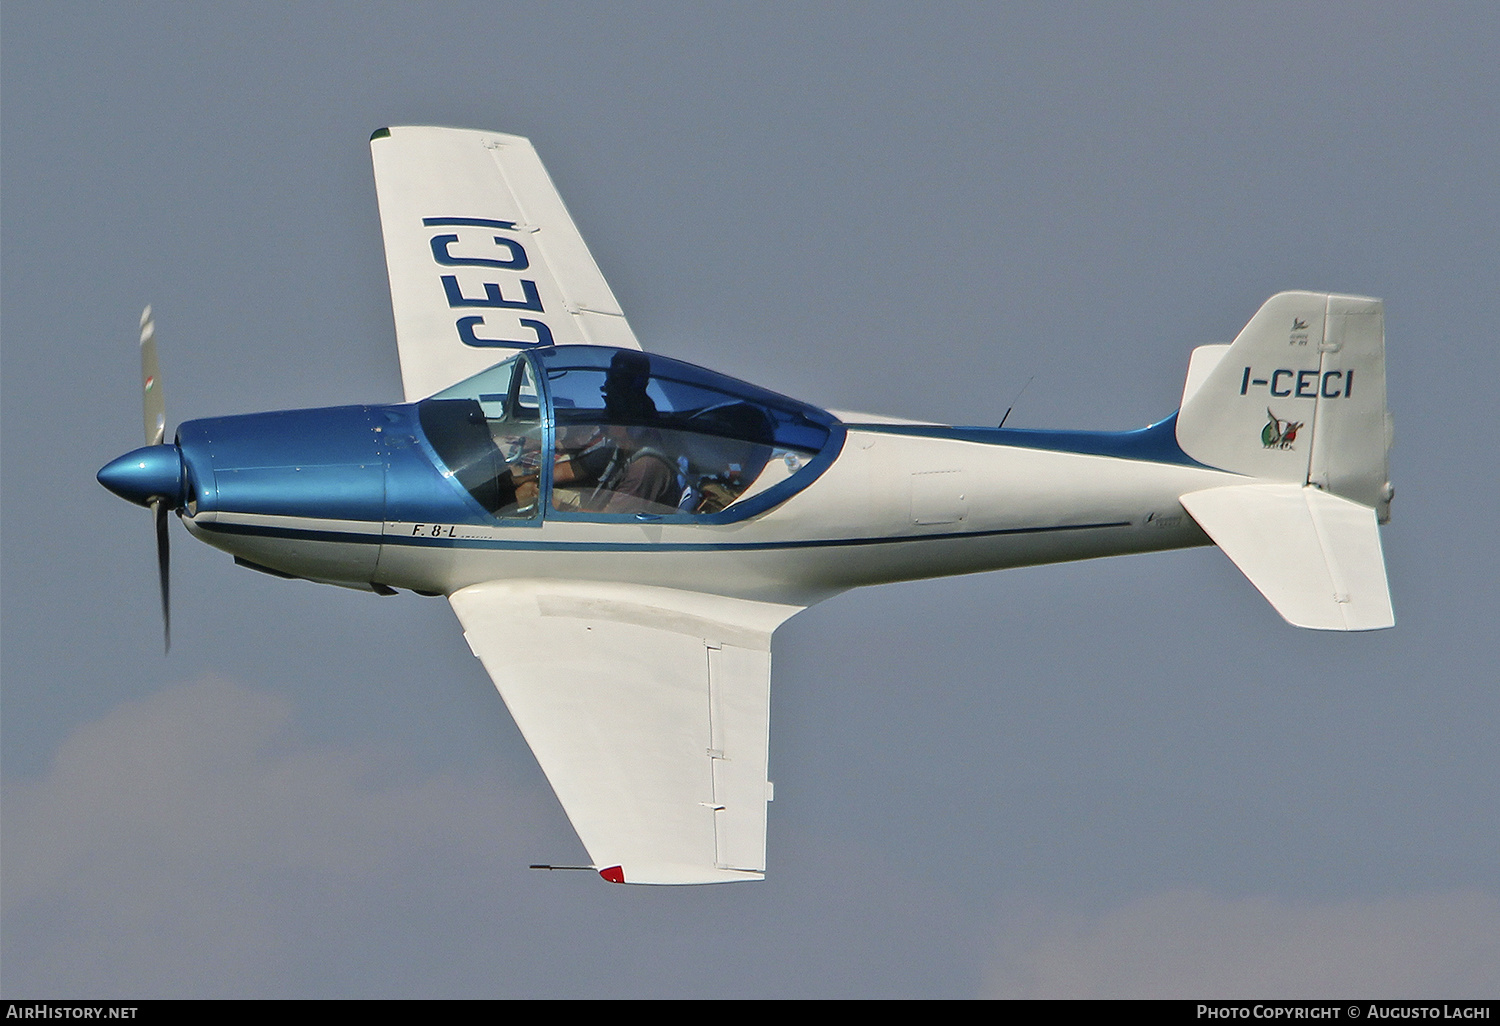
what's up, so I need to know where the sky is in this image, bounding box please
[3,1,1498,999]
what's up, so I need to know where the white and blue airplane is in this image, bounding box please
[99,126,1395,885]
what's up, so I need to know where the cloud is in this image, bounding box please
[0,677,990,999]
[983,888,1500,998]
[10,678,1495,999]
[1,677,560,996]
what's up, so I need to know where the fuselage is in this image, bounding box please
[107,345,1245,608]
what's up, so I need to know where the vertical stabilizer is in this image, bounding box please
[1176,292,1393,521]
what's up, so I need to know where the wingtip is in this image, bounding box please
[599,866,625,884]
[370,126,391,141]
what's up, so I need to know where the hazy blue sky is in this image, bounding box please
[3,2,1497,998]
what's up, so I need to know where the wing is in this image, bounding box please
[370,126,641,402]
[449,580,802,884]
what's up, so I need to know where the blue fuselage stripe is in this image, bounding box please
[195,518,1133,552]
[846,412,1210,468]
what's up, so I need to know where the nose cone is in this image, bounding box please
[98,444,186,508]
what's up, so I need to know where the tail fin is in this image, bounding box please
[1176,292,1393,521]
[1176,292,1395,631]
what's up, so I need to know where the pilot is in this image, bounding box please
[592,430,677,513]
[553,351,680,513]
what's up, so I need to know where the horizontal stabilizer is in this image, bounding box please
[1180,483,1393,631]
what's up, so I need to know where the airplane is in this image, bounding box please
[98,126,1395,886]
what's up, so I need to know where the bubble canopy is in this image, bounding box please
[417,346,843,523]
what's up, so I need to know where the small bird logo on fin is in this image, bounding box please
[1261,409,1303,450]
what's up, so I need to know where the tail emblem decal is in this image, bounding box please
[1261,409,1303,450]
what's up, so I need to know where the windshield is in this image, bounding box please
[418,353,543,517]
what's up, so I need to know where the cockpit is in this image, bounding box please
[416,346,842,523]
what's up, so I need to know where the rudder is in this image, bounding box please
[1176,291,1393,521]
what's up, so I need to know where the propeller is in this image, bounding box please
[140,307,171,652]
[154,491,171,653]
[141,309,174,654]
[98,307,184,653]
[141,306,165,447]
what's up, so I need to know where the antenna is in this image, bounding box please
[998,375,1035,428]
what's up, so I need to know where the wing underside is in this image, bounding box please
[370,126,640,402]
[449,580,801,884]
